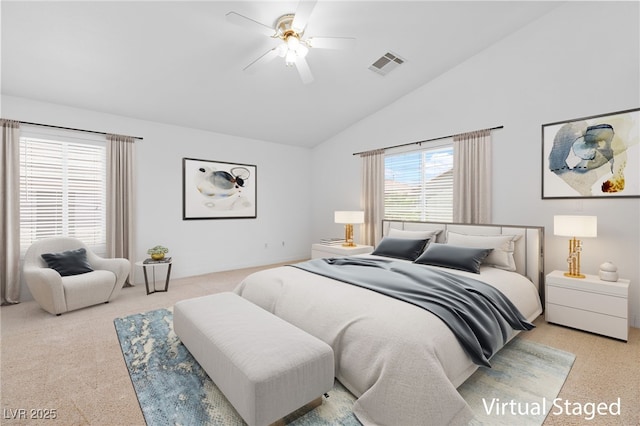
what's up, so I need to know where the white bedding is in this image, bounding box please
[234,255,542,426]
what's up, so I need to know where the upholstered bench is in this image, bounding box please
[173,292,335,426]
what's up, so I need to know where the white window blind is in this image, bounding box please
[19,133,107,255]
[384,144,453,222]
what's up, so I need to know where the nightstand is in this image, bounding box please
[545,270,629,341]
[311,244,374,259]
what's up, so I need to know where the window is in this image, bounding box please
[384,143,453,222]
[19,129,107,255]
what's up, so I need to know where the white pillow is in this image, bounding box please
[445,231,521,271]
[388,228,442,240]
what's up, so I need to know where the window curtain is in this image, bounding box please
[453,129,492,223]
[106,134,135,285]
[360,149,385,246]
[1,119,21,304]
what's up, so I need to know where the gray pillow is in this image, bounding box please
[371,237,430,261]
[446,231,520,271]
[41,248,93,276]
[414,243,493,274]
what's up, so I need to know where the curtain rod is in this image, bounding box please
[352,125,503,156]
[18,120,143,140]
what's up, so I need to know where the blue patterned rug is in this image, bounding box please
[459,337,576,425]
[114,308,574,426]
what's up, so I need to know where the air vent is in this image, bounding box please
[368,51,405,76]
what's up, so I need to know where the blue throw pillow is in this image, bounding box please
[41,248,93,276]
[371,237,430,261]
[414,243,493,274]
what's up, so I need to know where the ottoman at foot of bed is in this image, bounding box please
[174,292,335,426]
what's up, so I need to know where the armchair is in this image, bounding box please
[23,237,130,315]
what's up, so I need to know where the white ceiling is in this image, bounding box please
[1,1,560,148]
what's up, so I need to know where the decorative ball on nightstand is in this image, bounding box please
[599,261,619,282]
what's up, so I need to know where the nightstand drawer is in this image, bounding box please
[546,303,628,341]
[547,285,627,318]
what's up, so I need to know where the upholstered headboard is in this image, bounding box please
[382,220,545,292]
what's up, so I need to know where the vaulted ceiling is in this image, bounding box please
[1,1,560,147]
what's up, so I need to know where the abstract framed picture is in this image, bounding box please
[182,158,257,220]
[542,107,640,199]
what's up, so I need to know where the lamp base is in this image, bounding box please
[342,223,355,247]
[565,237,585,279]
[564,272,586,279]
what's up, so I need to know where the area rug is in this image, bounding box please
[114,308,575,426]
[459,337,576,425]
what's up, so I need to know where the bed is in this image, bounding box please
[234,220,544,426]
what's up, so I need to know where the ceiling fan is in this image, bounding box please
[226,0,356,84]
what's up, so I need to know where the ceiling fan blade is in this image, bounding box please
[291,0,318,33]
[243,48,279,73]
[295,57,314,84]
[226,11,275,37]
[307,37,356,50]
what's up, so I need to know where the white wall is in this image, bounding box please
[2,95,313,298]
[310,2,640,327]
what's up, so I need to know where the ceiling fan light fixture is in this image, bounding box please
[276,43,288,58]
[281,34,309,66]
[287,34,300,49]
[227,4,355,84]
[285,50,297,66]
[284,33,309,57]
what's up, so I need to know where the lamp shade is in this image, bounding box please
[554,215,597,237]
[334,211,364,224]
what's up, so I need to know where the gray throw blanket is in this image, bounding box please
[291,257,534,367]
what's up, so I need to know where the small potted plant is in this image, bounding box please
[147,245,169,261]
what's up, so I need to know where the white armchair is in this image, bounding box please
[23,237,131,315]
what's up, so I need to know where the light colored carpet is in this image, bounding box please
[2,262,639,425]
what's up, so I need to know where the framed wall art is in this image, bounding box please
[182,157,257,219]
[542,107,640,199]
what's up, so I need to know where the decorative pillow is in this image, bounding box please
[41,248,93,276]
[388,228,442,240]
[371,237,430,261]
[414,243,493,274]
[445,232,521,272]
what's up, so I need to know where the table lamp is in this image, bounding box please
[334,211,364,247]
[554,215,597,278]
